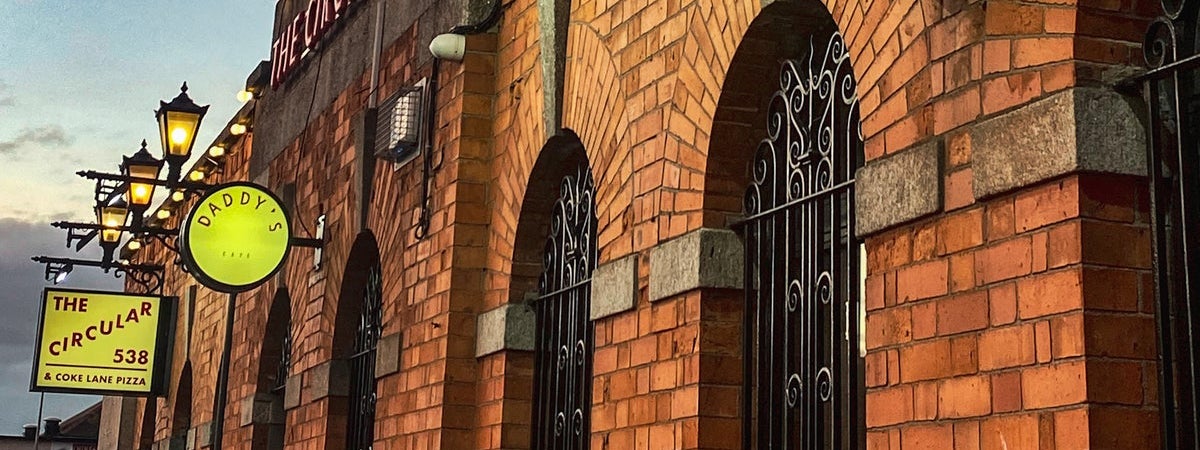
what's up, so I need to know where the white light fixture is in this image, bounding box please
[230,123,247,136]
[53,266,72,284]
[171,191,186,202]
[209,145,225,157]
[236,90,254,103]
[156,209,171,220]
[430,34,466,61]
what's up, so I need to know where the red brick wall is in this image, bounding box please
[863,174,1159,449]
[120,0,1161,446]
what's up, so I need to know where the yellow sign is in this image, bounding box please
[180,182,292,292]
[31,288,174,396]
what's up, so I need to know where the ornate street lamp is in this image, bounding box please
[96,198,129,264]
[121,140,164,227]
[156,83,209,182]
[34,84,219,292]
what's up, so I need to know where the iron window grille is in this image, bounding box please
[1134,1,1200,446]
[272,316,292,394]
[347,264,383,450]
[734,30,865,450]
[531,166,597,450]
[374,80,427,167]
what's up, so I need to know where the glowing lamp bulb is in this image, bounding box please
[236,90,254,103]
[171,191,185,202]
[189,171,205,181]
[208,145,225,157]
[133,185,149,198]
[127,240,142,251]
[170,127,189,145]
[156,210,171,220]
[229,123,247,135]
[104,218,120,227]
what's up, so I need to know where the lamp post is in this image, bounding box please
[156,83,209,182]
[121,140,164,228]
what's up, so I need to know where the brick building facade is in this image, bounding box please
[96,0,1169,448]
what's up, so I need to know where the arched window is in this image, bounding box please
[332,232,384,450]
[253,290,292,450]
[170,364,192,449]
[736,28,864,449]
[347,263,383,450]
[531,163,596,450]
[137,398,157,450]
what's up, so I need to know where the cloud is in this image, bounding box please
[0,218,115,431]
[0,80,12,107]
[0,125,72,154]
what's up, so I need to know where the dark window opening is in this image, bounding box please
[531,165,597,450]
[735,29,865,450]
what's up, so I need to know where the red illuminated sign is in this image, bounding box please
[271,0,361,88]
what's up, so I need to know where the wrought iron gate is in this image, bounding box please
[531,166,596,450]
[1137,1,1200,447]
[347,265,383,450]
[736,30,864,450]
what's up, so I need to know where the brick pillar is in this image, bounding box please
[863,149,1158,448]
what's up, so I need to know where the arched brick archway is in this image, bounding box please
[677,0,943,233]
[170,363,193,449]
[249,289,292,450]
[508,131,597,450]
[704,0,862,226]
[511,132,594,305]
[703,1,867,448]
[257,290,294,391]
[328,231,383,450]
[137,398,158,450]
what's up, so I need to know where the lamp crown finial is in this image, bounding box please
[140,139,148,149]
[181,82,189,93]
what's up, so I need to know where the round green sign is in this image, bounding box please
[180,182,291,293]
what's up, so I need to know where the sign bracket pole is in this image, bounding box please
[31,392,43,450]
[210,292,237,450]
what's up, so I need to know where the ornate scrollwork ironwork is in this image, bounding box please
[532,165,596,450]
[738,30,862,450]
[273,315,293,394]
[744,33,860,218]
[816,367,834,402]
[120,267,165,293]
[141,232,179,254]
[538,167,596,293]
[31,255,165,293]
[744,37,859,222]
